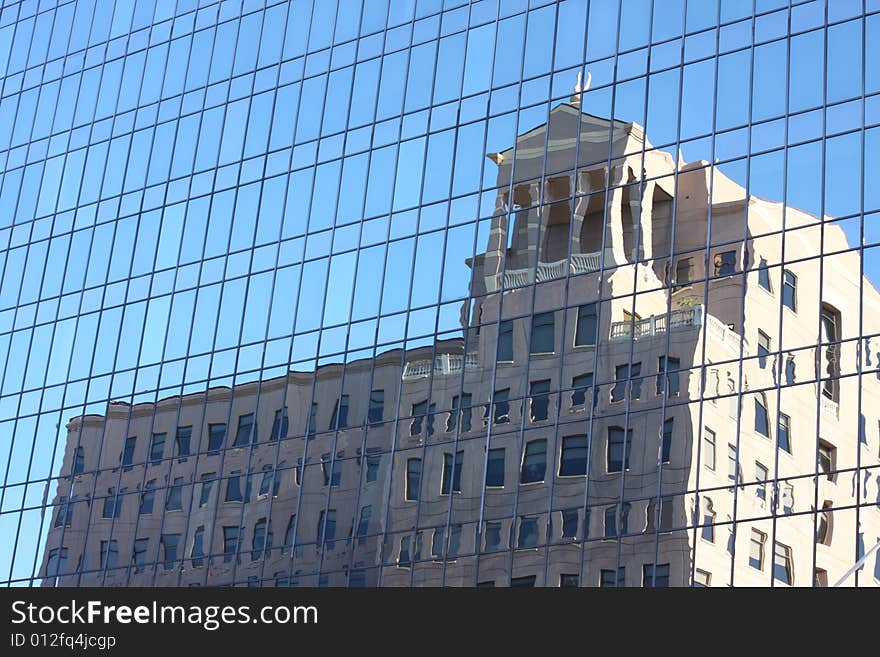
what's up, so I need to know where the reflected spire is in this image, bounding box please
[571,70,591,108]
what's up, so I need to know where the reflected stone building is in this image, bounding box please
[40,89,880,588]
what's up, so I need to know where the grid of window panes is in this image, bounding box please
[2,0,880,588]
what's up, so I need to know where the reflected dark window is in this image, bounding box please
[782,270,797,311]
[55,496,74,527]
[604,504,630,538]
[781,483,794,515]
[165,477,183,511]
[222,527,240,563]
[161,534,180,570]
[441,451,463,494]
[365,450,381,482]
[559,435,588,476]
[411,400,436,436]
[199,473,215,507]
[73,447,85,475]
[714,251,736,276]
[405,458,421,501]
[226,472,243,502]
[571,373,593,408]
[122,437,136,470]
[491,388,510,425]
[778,413,791,453]
[234,414,256,446]
[368,390,384,426]
[611,362,641,402]
[818,440,836,481]
[575,303,597,347]
[398,536,411,567]
[755,463,768,501]
[321,453,342,487]
[497,320,514,362]
[139,480,156,515]
[208,424,226,454]
[701,498,716,542]
[703,427,716,470]
[449,393,472,433]
[282,515,296,555]
[330,396,348,431]
[645,497,674,533]
[560,574,579,588]
[486,448,505,487]
[132,539,149,572]
[103,488,122,518]
[521,439,547,484]
[657,356,680,396]
[46,548,68,578]
[149,432,166,465]
[820,304,841,402]
[675,257,693,287]
[518,517,540,548]
[308,403,318,437]
[757,331,771,369]
[607,427,632,473]
[727,445,740,483]
[755,392,770,437]
[100,540,118,570]
[758,259,773,292]
[749,529,766,570]
[175,427,191,459]
[448,525,461,559]
[510,575,536,588]
[191,527,205,567]
[271,407,289,440]
[431,528,445,559]
[662,418,674,464]
[530,312,555,354]
[251,519,272,561]
[643,564,670,588]
[773,542,793,585]
[600,568,625,588]
[357,506,371,545]
[817,503,832,545]
[484,521,502,552]
[529,379,550,422]
[561,509,578,538]
[259,465,280,498]
[317,510,336,547]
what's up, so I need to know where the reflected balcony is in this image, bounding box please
[402,352,480,381]
[500,251,602,290]
[609,305,750,356]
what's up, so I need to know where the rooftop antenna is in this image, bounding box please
[571,70,592,108]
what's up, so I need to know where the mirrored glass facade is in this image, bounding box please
[1,0,879,588]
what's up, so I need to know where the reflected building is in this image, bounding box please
[40,88,880,587]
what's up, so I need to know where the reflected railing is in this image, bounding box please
[402,352,480,380]
[501,251,602,289]
[610,306,704,340]
[609,305,750,355]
